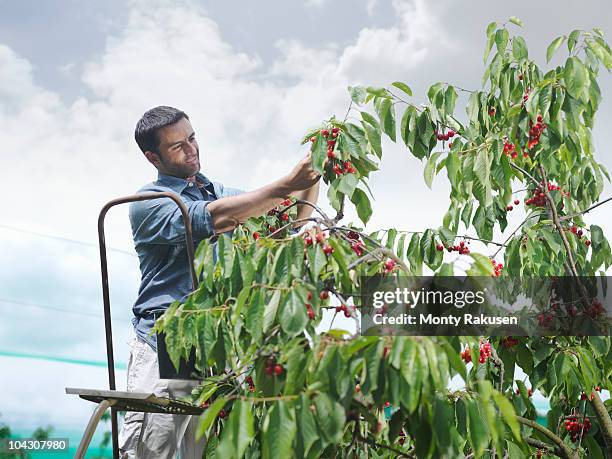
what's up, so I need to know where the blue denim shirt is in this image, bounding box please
[129,172,243,350]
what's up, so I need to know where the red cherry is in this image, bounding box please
[384,401,390,407]
[321,129,329,137]
[343,310,351,318]
[327,140,335,147]
[332,164,342,175]
[319,290,329,300]
[436,244,444,251]
[331,127,340,134]
[280,213,289,222]
[307,309,315,320]
[253,232,260,240]
[514,199,520,205]
[315,233,326,244]
[274,364,283,376]
[309,136,316,142]
[448,130,455,137]
[355,383,361,392]
[436,133,444,141]
[585,240,591,246]
[327,149,335,159]
[323,245,334,255]
[507,205,513,211]
[304,236,313,246]
[307,292,313,301]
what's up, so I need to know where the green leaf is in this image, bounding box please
[547,36,566,62]
[391,81,413,97]
[568,29,581,53]
[362,117,382,158]
[424,151,443,189]
[314,394,346,445]
[512,36,528,61]
[467,400,488,457]
[262,401,297,459]
[350,188,373,225]
[495,28,509,52]
[263,290,281,333]
[216,400,255,459]
[492,392,521,441]
[297,394,318,457]
[468,253,494,276]
[196,397,227,440]
[280,289,309,337]
[348,86,367,105]
[564,56,589,100]
[509,16,523,27]
[336,172,358,198]
[444,86,458,117]
[376,98,396,141]
[245,290,264,344]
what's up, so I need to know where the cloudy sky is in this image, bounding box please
[1,0,610,434]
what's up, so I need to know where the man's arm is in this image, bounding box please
[208,153,320,233]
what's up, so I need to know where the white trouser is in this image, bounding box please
[118,337,205,458]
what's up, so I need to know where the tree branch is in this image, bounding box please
[515,416,573,459]
[591,392,612,457]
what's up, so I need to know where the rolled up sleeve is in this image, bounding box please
[130,197,215,245]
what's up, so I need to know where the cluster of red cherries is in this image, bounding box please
[527,115,547,150]
[570,225,592,247]
[347,230,366,256]
[435,129,456,142]
[460,341,492,364]
[525,182,566,208]
[436,241,470,255]
[564,415,592,443]
[478,340,492,363]
[383,258,397,274]
[502,140,527,160]
[255,198,295,237]
[491,259,504,277]
[264,356,283,377]
[335,303,354,318]
[303,230,335,256]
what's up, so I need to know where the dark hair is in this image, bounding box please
[134,106,189,153]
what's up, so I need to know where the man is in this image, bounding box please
[119,106,320,458]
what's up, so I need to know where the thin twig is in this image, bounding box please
[560,196,612,221]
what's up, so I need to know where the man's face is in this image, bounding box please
[145,117,201,179]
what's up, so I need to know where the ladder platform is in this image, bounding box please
[65,387,204,415]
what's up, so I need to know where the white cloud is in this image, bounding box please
[337,0,444,85]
